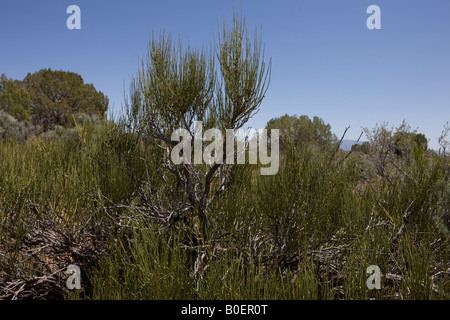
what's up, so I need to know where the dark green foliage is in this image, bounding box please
[351,141,371,154]
[266,114,336,152]
[24,69,108,130]
[414,133,428,151]
[0,74,31,122]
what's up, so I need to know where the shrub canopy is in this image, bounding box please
[24,69,108,130]
[0,74,31,122]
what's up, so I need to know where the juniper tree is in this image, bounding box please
[126,14,271,245]
[0,74,31,123]
[265,114,336,152]
[24,69,108,130]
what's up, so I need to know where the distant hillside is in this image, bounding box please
[339,139,367,151]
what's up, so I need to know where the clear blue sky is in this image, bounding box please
[1,0,449,149]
